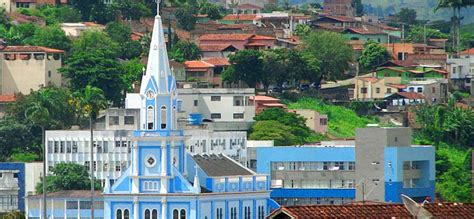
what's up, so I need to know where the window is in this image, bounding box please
[409,87,415,92]
[417,87,423,93]
[361,87,367,93]
[216,208,223,219]
[180,209,186,219]
[173,209,179,219]
[116,209,122,219]
[320,118,327,126]
[376,87,381,94]
[386,88,392,94]
[211,113,221,119]
[258,206,265,219]
[348,162,355,170]
[147,106,154,130]
[233,96,244,106]
[152,209,158,219]
[80,201,92,209]
[193,100,198,106]
[48,71,51,78]
[432,87,436,93]
[160,106,167,129]
[66,201,78,209]
[124,116,134,125]
[233,113,244,119]
[211,96,221,101]
[16,2,30,8]
[145,209,150,219]
[244,206,251,219]
[397,52,403,60]
[124,209,129,219]
[230,207,237,219]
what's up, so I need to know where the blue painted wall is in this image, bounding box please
[0,163,25,211]
[271,188,355,199]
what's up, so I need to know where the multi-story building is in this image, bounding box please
[323,0,355,17]
[0,162,43,213]
[255,127,435,206]
[0,46,63,95]
[447,48,474,91]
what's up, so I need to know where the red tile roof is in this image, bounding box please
[184,60,214,69]
[1,46,64,53]
[423,203,474,218]
[202,57,230,66]
[396,92,426,100]
[359,77,379,82]
[322,15,356,22]
[222,14,257,21]
[131,32,144,41]
[245,42,266,46]
[460,48,474,55]
[0,95,16,103]
[217,24,249,30]
[199,44,236,52]
[252,35,276,40]
[268,204,413,218]
[388,84,407,89]
[199,34,254,41]
[249,96,280,101]
[234,3,263,10]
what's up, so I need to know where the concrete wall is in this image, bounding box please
[354,77,402,100]
[1,52,62,95]
[291,109,328,134]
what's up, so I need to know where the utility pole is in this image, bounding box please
[90,116,94,219]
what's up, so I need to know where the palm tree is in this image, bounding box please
[25,101,50,219]
[72,85,107,219]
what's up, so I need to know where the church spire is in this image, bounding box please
[140,0,176,95]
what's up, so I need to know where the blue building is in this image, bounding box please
[256,127,435,206]
[101,4,273,219]
[0,162,42,214]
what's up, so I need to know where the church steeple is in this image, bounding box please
[139,0,178,131]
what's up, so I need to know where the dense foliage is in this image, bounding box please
[358,41,390,71]
[249,108,326,145]
[288,98,378,138]
[35,163,101,194]
[168,40,202,62]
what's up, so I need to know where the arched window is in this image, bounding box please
[152,209,158,219]
[180,209,186,219]
[147,106,154,130]
[417,87,423,93]
[116,209,122,219]
[124,209,129,219]
[160,106,167,129]
[145,209,150,219]
[173,209,179,219]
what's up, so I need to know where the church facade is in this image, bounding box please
[103,5,274,219]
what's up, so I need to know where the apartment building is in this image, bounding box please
[0,46,63,95]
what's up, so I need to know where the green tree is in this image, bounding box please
[250,120,299,146]
[0,23,37,45]
[121,58,145,92]
[29,25,71,51]
[0,7,10,27]
[168,40,201,62]
[115,0,152,21]
[407,26,449,43]
[302,31,353,87]
[35,163,101,194]
[222,49,263,88]
[175,4,197,31]
[0,118,36,161]
[199,1,222,20]
[105,22,142,59]
[69,0,100,21]
[358,41,389,71]
[395,7,418,25]
[294,24,311,37]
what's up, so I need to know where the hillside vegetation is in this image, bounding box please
[288,98,378,138]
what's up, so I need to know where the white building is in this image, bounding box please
[447,49,474,90]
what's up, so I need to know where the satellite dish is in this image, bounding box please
[401,194,432,218]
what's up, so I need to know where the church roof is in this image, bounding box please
[193,154,253,177]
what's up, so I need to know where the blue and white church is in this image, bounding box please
[103,4,274,219]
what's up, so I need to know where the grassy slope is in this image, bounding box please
[287,98,378,138]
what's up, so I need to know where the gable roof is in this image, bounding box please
[385,92,426,100]
[251,35,276,40]
[202,57,230,66]
[184,60,214,69]
[199,34,254,41]
[193,154,253,177]
[199,44,237,52]
[461,48,474,55]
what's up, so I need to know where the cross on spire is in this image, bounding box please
[156,0,161,16]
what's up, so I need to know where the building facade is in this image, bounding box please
[0,162,43,213]
[255,127,435,206]
[0,46,63,95]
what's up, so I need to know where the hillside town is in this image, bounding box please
[0,0,473,218]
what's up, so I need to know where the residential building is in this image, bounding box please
[220,14,257,24]
[176,88,255,130]
[0,162,43,213]
[199,44,238,58]
[219,0,276,9]
[0,46,63,95]
[384,92,427,111]
[355,127,435,203]
[60,22,105,38]
[26,191,104,219]
[233,3,262,14]
[289,109,328,134]
[199,34,276,50]
[267,202,474,218]
[405,79,448,104]
[343,28,390,44]
[353,76,403,100]
[375,66,447,83]
[447,48,474,91]
[250,95,286,114]
[184,60,216,85]
[255,127,435,206]
[312,15,359,30]
[323,0,355,17]
[384,43,446,62]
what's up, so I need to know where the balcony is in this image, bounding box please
[403,169,421,179]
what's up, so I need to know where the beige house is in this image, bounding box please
[60,22,105,38]
[0,46,64,95]
[290,109,328,134]
[354,76,402,100]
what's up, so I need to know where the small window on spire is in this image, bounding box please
[160,106,167,129]
[147,106,154,130]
